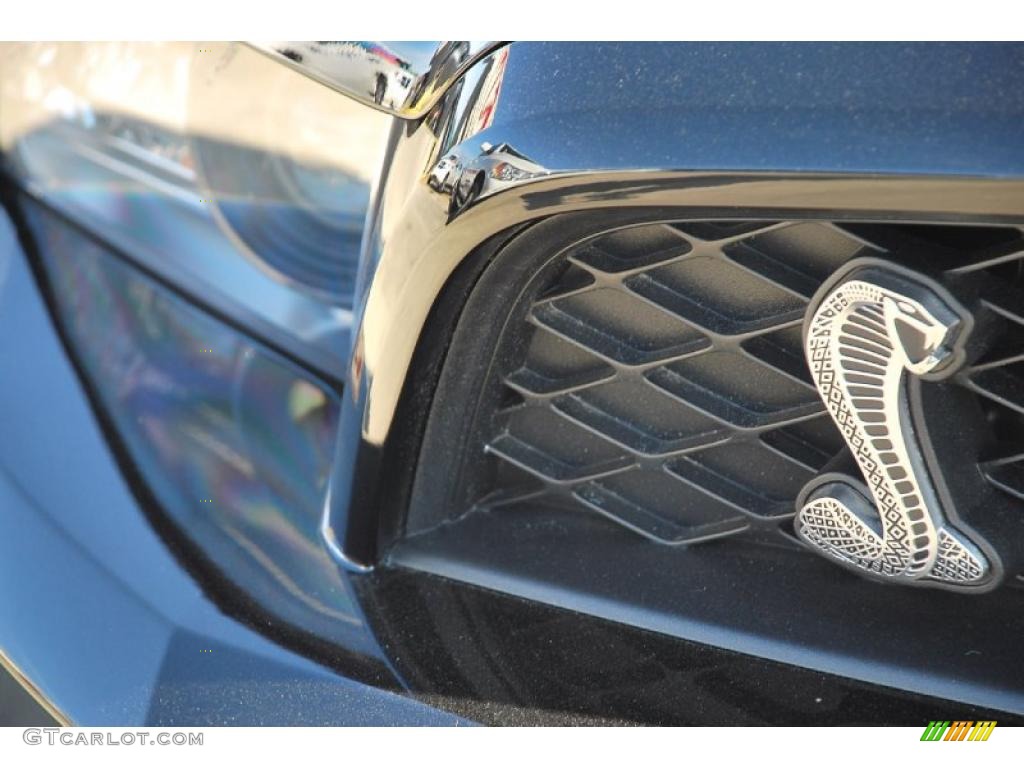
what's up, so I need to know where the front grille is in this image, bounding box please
[396,213,1024,713]
[476,220,1024,549]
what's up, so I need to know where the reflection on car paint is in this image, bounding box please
[28,204,386,657]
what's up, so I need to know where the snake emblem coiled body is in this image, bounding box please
[795,265,990,587]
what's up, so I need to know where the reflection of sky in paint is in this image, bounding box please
[29,205,383,657]
[382,42,441,71]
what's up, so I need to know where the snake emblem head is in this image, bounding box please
[881,292,960,377]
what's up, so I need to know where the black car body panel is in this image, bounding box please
[2,41,1023,725]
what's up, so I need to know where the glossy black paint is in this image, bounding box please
[2,42,1024,725]
[490,42,1024,176]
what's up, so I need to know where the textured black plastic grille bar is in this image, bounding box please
[481,220,1024,549]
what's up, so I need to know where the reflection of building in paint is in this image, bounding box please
[271,41,415,109]
[434,47,509,157]
[462,47,508,137]
[423,48,540,213]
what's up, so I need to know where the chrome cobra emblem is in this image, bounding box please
[795,260,993,588]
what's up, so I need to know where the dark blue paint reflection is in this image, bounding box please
[27,203,384,659]
[490,42,1024,176]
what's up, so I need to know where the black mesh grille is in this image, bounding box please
[479,220,1024,548]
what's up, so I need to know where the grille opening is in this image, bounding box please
[888,223,1021,254]
[628,257,806,332]
[536,261,595,301]
[509,325,615,395]
[534,289,709,366]
[671,221,780,241]
[760,416,847,473]
[397,214,1024,718]
[395,211,1024,720]
[554,378,722,456]
[573,223,692,273]
[456,219,1024,552]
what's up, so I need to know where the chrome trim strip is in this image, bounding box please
[247,41,506,119]
[0,648,71,726]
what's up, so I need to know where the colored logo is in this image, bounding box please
[920,720,997,741]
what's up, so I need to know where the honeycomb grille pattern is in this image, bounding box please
[480,220,1024,547]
